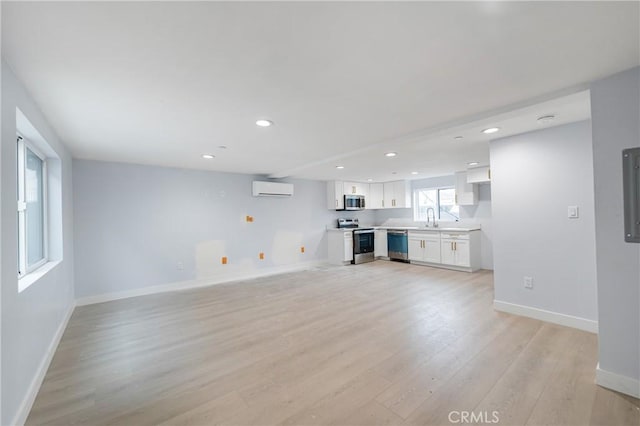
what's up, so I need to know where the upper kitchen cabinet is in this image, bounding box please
[383,180,411,208]
[467,166,491,184]
[367,183,384,210]
[455,172,478,205]
[327,181,344,210]
[343,181,368,197]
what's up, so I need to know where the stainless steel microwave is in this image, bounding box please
[344,194,365,210]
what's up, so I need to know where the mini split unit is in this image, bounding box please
[252,181,294,197]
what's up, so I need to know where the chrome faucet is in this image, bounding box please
[426,207,438,227]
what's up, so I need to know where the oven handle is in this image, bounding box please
[353,229,374,235]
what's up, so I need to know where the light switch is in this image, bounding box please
[568,206,579,219]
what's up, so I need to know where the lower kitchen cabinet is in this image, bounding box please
[410,230,481,272]
[328,231,353,264]
[440,232,479,270]
[408,231,441,263]
[374,229,388,258]
[329,228,481,272]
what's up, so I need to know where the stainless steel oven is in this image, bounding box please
[337,218,375,265]
[353,228,375,264]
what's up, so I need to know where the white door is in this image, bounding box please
[343,233,353,262]
[408,236,423,261]
[344,182,357,195]
[383,182,395,208]
[368,183,384,209]
[423,236,441,263]
[441,239,455,265]
[393,181,410,208]
[335,181,344,210]
[375,229,388,257]
[453,240,471,267]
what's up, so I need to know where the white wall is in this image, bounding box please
[590,67,640,396]
[373,175,494,270]
[1,61,75,425]
[490,120,598,329]
[73,160,374,300]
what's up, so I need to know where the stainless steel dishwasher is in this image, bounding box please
[387,229,409,262]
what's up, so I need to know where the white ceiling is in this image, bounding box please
[2,2,638,181]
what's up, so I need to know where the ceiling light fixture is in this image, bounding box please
[385,152,397,157]
[537,115,556,124]
[256,119,273,127]
[467,161,479,166]
[336,165,344,169]
[482,127,500,134]
[367,178,373,182]
[202,154,215,159]
[411,171,419,175]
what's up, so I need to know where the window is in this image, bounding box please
[17,135,48,277]
[413,187,459,222]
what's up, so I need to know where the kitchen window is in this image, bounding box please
[413,187,459,222]
[17,135,48,277]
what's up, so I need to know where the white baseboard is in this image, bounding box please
[12,301,76,426]
[76,260,328,306]
[493,300,598,334]
[596,363,640,398]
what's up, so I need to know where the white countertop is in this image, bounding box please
[328,226,481,232]
[380,226,481,232]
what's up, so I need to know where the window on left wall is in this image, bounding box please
[17,135,48,277]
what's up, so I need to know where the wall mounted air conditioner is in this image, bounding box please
[252,181,294,197]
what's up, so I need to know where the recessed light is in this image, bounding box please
[367,178,373,182]
[336,165,344,169]
[537,115,555,124]
[411,171,419,175]
[202,154,215,159]
[385,152,397,157]
[454,136,464,140]
[391,172,397,175]
[467,161,479,166]
[218,145,227,149]
[482,127,500,134]
[256,119,273,127]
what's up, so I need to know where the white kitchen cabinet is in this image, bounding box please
[440,239,456,265]
[374,229,388,257]
[408,234,423,261]
[367,183,384,210]
[455,172,478,206]
[383,182,394,209]
[327,181,344,210]
[408,231,441,263]
[467,166,491,184]
[423,234,442,263]
[343,233,354,262]
[383,180,412,208]
[343,181,368,196]
[440,232,477,269]
[328,230,353,264]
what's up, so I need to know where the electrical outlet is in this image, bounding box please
[524,276,533,289]
[568,206,579,219]
[177,262,184,271]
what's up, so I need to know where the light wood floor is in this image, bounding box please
[27,262,639,426]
